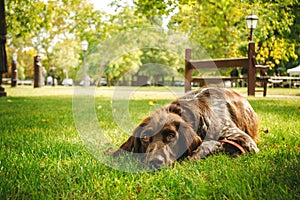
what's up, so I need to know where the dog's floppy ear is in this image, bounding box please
[112,135,139,156]
[176,122,202,158]
[167,101,183,116]
[113,122,147,156]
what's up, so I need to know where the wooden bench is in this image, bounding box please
[185,42,269,97]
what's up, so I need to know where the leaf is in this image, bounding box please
[42,119,51,123]
[148,100,156,106]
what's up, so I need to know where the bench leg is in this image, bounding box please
[263,80,267,97]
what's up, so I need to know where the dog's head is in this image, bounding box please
[113,105,202,169]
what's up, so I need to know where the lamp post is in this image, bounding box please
[246,14,259,96]
[33,55,43,88]
[81,40,88,87]
[11,52,18,87]
[246,14,258,41]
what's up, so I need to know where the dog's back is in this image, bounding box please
[174,88,259,141]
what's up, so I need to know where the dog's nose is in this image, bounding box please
[148,155,165,169]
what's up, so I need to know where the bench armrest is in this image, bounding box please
[255,65,269,70]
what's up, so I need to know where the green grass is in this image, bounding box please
[0,87,299,199]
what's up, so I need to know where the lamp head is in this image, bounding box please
[246,14,259,29]
[12,53,17,62]
[81,40,89,51]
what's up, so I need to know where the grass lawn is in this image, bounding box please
[0,86,299,199]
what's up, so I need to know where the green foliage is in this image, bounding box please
[133,0,178,16]
[51,39,81,80]
[4,0,300,82]
[5,0,104,80]
[138,48,182,85]
[173,0,247,58]
[119,0,300,69]
[106,50,143,85]
[253,1,299,68]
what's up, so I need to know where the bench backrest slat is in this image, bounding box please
[188,58,248,70]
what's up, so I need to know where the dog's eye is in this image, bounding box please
[142,135,150,143]
[165,133,176,142]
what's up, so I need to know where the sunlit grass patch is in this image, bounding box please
[0,91,299,199]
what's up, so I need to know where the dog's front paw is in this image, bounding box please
[249,142,259,153]
[243,141,259,153]
[190,140,224,160]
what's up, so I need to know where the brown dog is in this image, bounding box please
[112,88,259,169]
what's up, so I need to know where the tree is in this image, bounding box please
[253,0,298,70]
[5,0,299,83]
[113,0,299,71]
[5,0,103,81]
